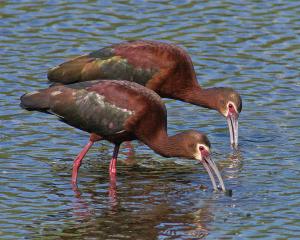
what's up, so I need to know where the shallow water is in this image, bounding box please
[1,0,300,239]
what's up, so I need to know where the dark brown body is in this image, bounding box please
[21,80,163,142]
[48,40,199,100]
[20,80,208,158]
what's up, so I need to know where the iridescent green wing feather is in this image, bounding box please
[48,46,157,85]
[21,84,134,136]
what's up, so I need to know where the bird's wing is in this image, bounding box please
[47,42,159,85]
[22,84,134,136]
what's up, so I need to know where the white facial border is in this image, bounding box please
[194,143,210,161]
[224,101,238,117]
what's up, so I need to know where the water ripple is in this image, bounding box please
[1,0,300,239]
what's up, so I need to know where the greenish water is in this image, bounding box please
[1,0,300,239]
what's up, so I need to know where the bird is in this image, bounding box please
[20,80,226,191]
[47,40,242,148]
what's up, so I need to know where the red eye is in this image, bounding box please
[199,146,204,151]
[229,104,233,109]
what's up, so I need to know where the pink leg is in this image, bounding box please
[124,141,134,151]
[123,141,136,166]
[108,144,120,203]
[72,134,102,185]
[109,172,117,203]
[109,144,120,176]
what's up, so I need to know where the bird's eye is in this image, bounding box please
[199,146,205,151]
[228,103,233,109]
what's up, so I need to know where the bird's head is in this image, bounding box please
[214,88,242,148]
[179,130,226,192]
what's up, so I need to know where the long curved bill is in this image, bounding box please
[201,156,226,192]
[227,115,239,148]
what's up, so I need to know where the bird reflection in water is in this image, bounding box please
[69,173,217,239]
[71,145,138,218]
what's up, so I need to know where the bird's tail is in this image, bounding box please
[47,55,98,84]
[20,89,50,111]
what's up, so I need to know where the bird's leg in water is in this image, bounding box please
[124,141,137,165]
[72,133,102,186]
[109,144,120,176]
[109,144,120,202]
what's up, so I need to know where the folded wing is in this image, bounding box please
[20,84,134,136]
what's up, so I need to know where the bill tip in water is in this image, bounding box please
[225,189,233,197]
[231,143,238,149]
[217,187,233,196]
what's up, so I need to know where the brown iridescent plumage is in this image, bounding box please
[20,80,226,191]
[48,40,242,147]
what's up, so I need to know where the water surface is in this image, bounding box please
[1,0,300,239]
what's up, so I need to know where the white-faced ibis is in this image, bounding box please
[47,40,242,147]
[20,80,226,191]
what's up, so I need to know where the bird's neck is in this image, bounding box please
[145,130,189,158]
[176,86,219,111]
